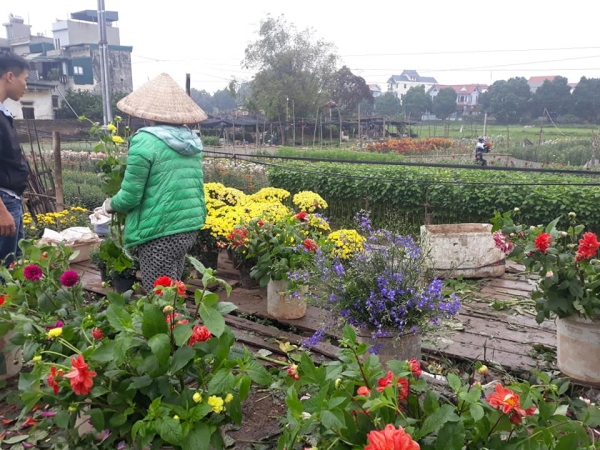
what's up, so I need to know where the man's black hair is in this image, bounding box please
[0,51,30,78]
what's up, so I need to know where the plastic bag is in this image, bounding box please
[38,227,100,246]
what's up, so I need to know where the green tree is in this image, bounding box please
[432,87,457,120]
[374,92,402,117]
[328,66,373,116]
[531,76,572,119]
[190,88,215,115]
[570,77,600,123]
[402,85,432,121]
[212,88,237,113]
[243,14,338,121]
[480,77,531,124]
[57,90,124,122]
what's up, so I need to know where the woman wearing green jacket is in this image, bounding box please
[104,73,208,291]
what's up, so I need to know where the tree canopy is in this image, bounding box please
[403,86,432,121]
[327,66,373,116]
[242,14,338,121]
[432,87,457,120]
[479,77,531,124]
[57,90,124,122]
[531,76,571,119]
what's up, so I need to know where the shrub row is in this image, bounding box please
[267,161,600,234]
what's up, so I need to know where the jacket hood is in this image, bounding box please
[139,125,203,155]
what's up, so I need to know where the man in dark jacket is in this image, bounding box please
[0,51,30,266]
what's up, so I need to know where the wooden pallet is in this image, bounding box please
[71,253,556,373]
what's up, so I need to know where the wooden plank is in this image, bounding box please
[461,303,556,332]
[479,286,530,298]
[486,278,535,292]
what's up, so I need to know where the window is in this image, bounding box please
[54,38,61,49]
[52,95,59,108]
[404,84,407,89]
[73,66,84,75]
[22,107,35,119]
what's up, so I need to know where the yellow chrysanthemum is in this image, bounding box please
[224,393,233,403]
[292,191,328,213]
[207,395,224,414]
[112,135,125,144]
[328,229,365,258]
[47,327,63,338]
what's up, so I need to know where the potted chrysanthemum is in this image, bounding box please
[491,209,600,385]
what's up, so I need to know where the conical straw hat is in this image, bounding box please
[117,73,208,124]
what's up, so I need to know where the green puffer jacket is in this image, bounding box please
[110,125,206,249]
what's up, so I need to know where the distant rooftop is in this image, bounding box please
[70,10,119,23]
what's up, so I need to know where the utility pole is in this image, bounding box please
[97,0,112,125]
[186,73,191,96]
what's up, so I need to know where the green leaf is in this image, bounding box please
[182,422,212,450]
[156,417,184,445]
[285,386,303,415]
[90,341,117,363]
[3,435,30,444]
[469,403,484,421]
[53,410,70,429]
[88,408,105,431]
[201,292,220,308]
[109,413,127,428]
[148,333,171,366]
[446,373,461,393]
[414,404,460,439]
[321,410,345,431]
[246,359,272,386]
[435,420,466,450]
[423,390,440,415]
[173,323,193,347]
[208,369,235,395]
[555,434,580,450]
[142,304,169,338]
[238,375,252,401]
[199,304,225,338]
[216,301,238,315]
[106,304,133,332]
[170,345,195,373]
[128,375,153,390]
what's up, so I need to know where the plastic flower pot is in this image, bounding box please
[354,327,421,368]
[557,314,600,387]
[0,330,23,380]
[266,279,307,320]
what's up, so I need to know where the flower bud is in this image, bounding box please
[335,378,342,388]
[68,406,78,412]
[173,415,180,421]
[301,412,311,420]
[568,212,576,218]
[561,232,568,237]
[193,392,202,403]
[477,365,489,375]
[545,271,554,278]
[514,207,520,212]
[32,355,42,362]
[163,305,174,314]
[92,328,104,340]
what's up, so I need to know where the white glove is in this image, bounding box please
[102,198,115,215]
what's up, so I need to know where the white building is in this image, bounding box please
[387,70,438,101]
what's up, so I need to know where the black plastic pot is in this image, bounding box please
[111,276,136,293]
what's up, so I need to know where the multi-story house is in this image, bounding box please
[368,84,383,98]
[387,70,438,102]
[2,11,133,119]
[428,84,488,116]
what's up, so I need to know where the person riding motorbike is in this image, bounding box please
[475,136,491,165]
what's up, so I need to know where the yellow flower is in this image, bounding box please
[207,395,224,413]
[173,415,180,421]
[293,191,328,213]
[32,355,42,362]
[107,123,117,133]
[193,392,203,403]
[47,328,63,338]
[224,393,233,403]
[327,229,365,258]
[112,135,125,144]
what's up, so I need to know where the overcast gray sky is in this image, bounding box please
[2,0,598,93]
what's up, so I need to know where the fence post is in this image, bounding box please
[53,131,64,211]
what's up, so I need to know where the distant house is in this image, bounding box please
[387,70,437,102]
[368,84,383,98]
[428,84,488,115]
[527,76,557,93]
[1,11,133,119]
